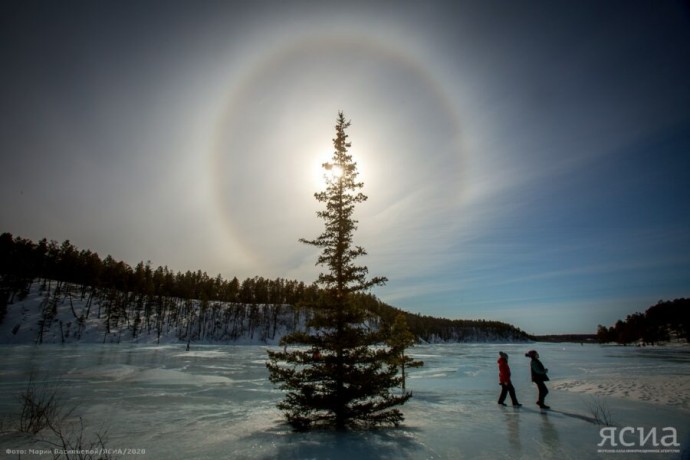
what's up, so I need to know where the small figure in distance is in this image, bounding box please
[497,351,522,407]
[525,350,550,409]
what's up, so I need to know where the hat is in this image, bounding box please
[499,351,508,359]
[525,350,537,358]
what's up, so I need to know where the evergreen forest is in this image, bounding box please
[596,298,690,344]
[0,232,529,344]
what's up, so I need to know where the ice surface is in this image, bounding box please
[0,343,688,459]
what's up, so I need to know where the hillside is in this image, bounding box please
[0,281,298,345]
[0,232,530,344]
[0,280,529,345]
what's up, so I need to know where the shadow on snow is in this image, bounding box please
[240,420,426,460]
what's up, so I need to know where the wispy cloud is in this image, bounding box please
[1,1,688,335]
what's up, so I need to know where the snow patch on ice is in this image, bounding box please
[552,375,690,410]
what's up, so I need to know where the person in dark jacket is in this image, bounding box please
[497,351,521,406]
[525,350,550,409]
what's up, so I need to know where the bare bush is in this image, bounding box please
[18,375,70,434]
[16,374,115,459]
[588,396,615,426]
[45,416,114,460]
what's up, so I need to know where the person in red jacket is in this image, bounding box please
[497,352,521,406]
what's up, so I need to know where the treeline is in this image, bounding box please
[596,298,690,344]
[379,310,529,343]
[0,233,529,343]
[344,296,529,342]
[532,334,597,343]
[0,233,320,308]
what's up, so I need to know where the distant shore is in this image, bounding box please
[531,334,597,343]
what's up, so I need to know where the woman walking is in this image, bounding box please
[497,352,521,406]
[525,350,550,409]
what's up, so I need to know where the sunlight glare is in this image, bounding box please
[310,147,369,191]
[325,163,343,179]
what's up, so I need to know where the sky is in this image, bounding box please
[1,1,689,335]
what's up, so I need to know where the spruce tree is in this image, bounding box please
[266,111,411,431]
[384,314,424,390]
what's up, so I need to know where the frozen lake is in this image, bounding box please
[0,343,688,459]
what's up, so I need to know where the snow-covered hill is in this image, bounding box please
[0,280,529,345]
[0,281,301,345]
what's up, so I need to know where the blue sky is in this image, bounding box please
[1,1,689,334]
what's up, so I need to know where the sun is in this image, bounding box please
[310,146,369,190]
[324,163,343,179]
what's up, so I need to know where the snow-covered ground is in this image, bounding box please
[0,283,292,346]
[0,282,529,347]
[0,342,688,459]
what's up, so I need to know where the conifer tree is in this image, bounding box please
[385,314,424,390]
[266,111,411,431]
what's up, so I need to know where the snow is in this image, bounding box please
[0,343,688,459]
[0,284,688,458]
[0,283,293,346]
[0,282,529,346]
